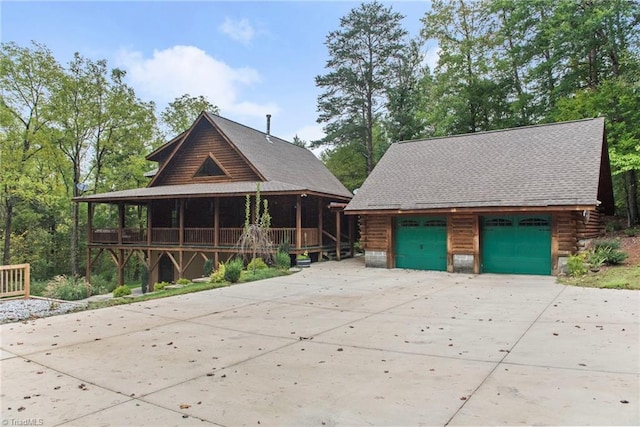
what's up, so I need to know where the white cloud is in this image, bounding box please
[117,45,277,118]
[218,17,255,45]
[423,43,441,72]
[288,123,325,144]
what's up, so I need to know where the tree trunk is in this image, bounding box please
[2,197,13,265]
[626,170,639,226]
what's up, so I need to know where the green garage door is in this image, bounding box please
[395,217,447,271]
[481,215,551,275]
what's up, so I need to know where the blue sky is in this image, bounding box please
[2,1,435,143]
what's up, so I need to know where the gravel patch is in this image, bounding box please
[0,298,86,324]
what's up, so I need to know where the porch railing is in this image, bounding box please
[89,227,320,247]
[0,263,30,299]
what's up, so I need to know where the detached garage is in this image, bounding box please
[345,118,614,275]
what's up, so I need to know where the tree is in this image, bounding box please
[160,94,219,136]
[383,39,431,143]
[0,41,62,265]
[50,53,155,275]
[315,1,408,175]
[291,135,307,148]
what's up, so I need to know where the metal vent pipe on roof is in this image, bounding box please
[266,114,271,136]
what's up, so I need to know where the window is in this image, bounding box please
[194,154,228,178]
[519,218,550,227]
[424,219,446,227]
[485,218,512,227]
[399,219,419,227]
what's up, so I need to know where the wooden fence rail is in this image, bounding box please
[0,263,30,299]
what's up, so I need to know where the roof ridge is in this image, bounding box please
[397,117,604,145]
[206,112,290,144]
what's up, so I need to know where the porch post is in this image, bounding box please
[318,198,323,250]
[118,203,125,244]
[86,202,93,283]
[336,210,342,261]
[214,198,219,268]
[296,195,302,250]
[348,214,354,257]
[179,199,185,246]
[117,249,124,285]
[147,202,152,246]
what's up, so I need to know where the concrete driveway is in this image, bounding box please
[1,258,638,426]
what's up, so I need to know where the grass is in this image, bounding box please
[558,264,640,290]
[87,268,290,310]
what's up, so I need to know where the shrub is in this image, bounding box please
[590,239,628,265]
[140,266,149,294]
[203,258,214,276]
[153,281,170,291]
[592,239,621,251]
[113,285,131,298]
[45,275,92,301]
[90,274,117,295]
[277,239,290,254]
[247,257,268,271]
[241,267,282,282]
[224,258,243,283]
[210,263,226,283]
[275,251,291,270]
[567,254,587,277]
[624,227,638,237]
[176,278,191,285]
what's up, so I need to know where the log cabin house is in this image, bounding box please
[75,113,354,286]
[345,118,614,275]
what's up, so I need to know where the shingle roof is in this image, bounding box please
[77,113,352,202]
[205,114,352,198]
[345,118,607,212]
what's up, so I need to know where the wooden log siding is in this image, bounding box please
[575,209,605,240]
[556,212,578,254]
[449,214,475,253]
[359,215,388,251]
[154,121,260,186]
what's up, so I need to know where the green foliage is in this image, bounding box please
[567,254,587,277]
[203,258,214,277]
[241,267,286,282]
[296,251,309,260]
[277,239,290,254]
[153,281,170,291]
[624,228,638,237]
[89,274,118,295]
[237,183,274,264]
[224,258,243,283]
[30,280,47,297]
[176,278,191,285]
[247,257,268,270]
[113,285,131,298]
[210,263,226,283]
[315,1,408,175]
[586,239,628,267]
[45,275,92,301]
[592,239,621,251]
[160,94,219,136]
[275,251,291,270]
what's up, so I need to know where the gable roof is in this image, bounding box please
[345,118,613,213]
[77,113,353,202]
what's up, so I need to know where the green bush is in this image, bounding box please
[624,227,638,237]
[275,251,291,270]
[224,258,243,283]
[567,254,587,277]
[241,267,282,282]
[90,274,117,295]
[210,263,226,283]
[153,281,170,291]
[203,258,214,276]
[590,239,628,265]
[30,280,47,297]
[247,257,268,271]
[45,275,92,301]
[176,278,191,285]
[113,285,132,298]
